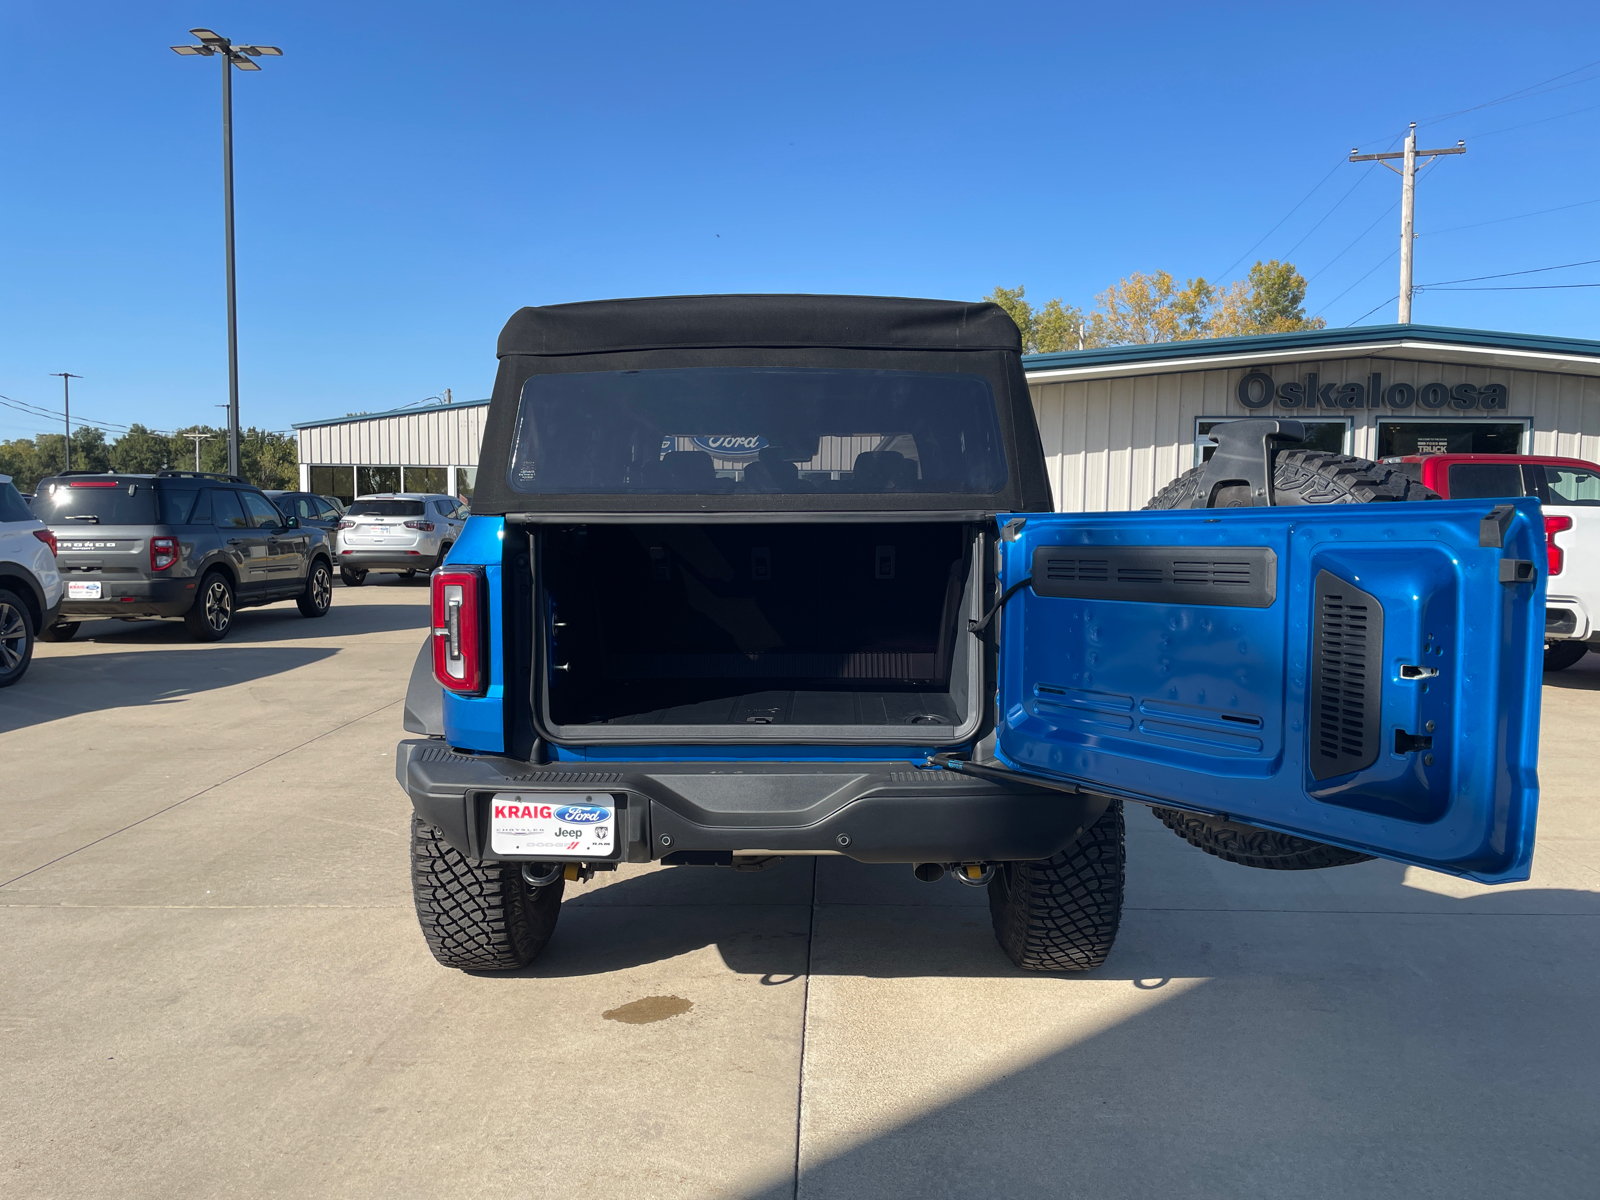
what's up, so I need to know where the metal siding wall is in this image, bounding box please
[1030,356,1600,512]
[295,405,489,468]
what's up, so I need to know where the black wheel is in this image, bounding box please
[988,799,1124,973]
[1150,807,1373,869]
[399,568,418,581]
[340,567,367,587]
[1142,441,1429,870]
[183,572,234,642]
[434,541,454,570]
[410,817,565,970]
[1545,639,1590,672]
[38,621,80,643]
[297,560,333,618]
[0,588,36,688]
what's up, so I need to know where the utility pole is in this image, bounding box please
[1350,123,1465,323]
[49,373,82,471]
[184,432,212,471]
[172,29,282,478]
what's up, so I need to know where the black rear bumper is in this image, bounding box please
[339,550,435,571]
[58,576,195,618]
[395,739,1105,864]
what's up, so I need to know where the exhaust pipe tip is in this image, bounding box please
[912,862,945,883]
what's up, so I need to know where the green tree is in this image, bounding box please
[111,424,171,474]
[982,287,1086,353]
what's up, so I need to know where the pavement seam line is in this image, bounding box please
[791,857,817,1200]
[0,698,403,890]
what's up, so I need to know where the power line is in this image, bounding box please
[1350,56,1600,147]
[1279,164,1380,262]
[1422,196,1600,236]
[1308,200,1399,282]
[1423,282,1600,292]
[1467,99,1600,141]
[1418,257,1600,287]
[1313,248,1397,318]
[1346,295,1401,326]
[1213,159,1346,282]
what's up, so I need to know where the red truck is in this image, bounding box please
[1383,453,1600,670]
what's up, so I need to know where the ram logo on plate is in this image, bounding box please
[555,805,608,823]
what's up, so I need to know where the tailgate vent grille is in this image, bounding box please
[1309,570,1383,781]
[1031,546,1276,608]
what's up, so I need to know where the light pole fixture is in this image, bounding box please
[171,28,282,479]
[49,373,82,471]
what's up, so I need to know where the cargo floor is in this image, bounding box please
[593,689,962,727]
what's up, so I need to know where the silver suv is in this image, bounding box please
[336,493,466,586]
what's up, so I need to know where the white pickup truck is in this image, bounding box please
[1383,453,1600,670]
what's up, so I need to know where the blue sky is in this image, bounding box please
[3,1,1599,440]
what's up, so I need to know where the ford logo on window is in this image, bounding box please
[553,805,609,823]
[691,434,768,458]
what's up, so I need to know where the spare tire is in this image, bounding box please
[1141,443,1436,870]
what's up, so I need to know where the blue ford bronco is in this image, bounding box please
[396,295,1544,973]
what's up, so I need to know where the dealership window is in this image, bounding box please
[357,465,401,495]
[403,466,447,494]
[456,467,477,504]
[1376,421,1526,457]
[309,466,356,507]
[1195,418,1348,466]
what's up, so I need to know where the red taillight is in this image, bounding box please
[150,536,179,572]
[1545,515,1573,575]
[403,520,435,531]
[68,480,117,488]
[337,520,354,530]
[431,568,486,694]
[33,529,57,556]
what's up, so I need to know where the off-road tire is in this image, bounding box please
[297,560,333,618]
[988,799,1124,972]
[1150,807,1373,869]
[1146,448,1437,510]
[1142,443,1426,869]
[38,621,80,643]
[1545,640,1589,671]
[340,567,367,587]
[410,817,565,971]
[0,588,36,688]
[183,572,234,642]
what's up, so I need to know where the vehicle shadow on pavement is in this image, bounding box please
[0,646,337,734]
[734,863,1600,1199]
[1541,655,1600,691]
[59,602,428,645]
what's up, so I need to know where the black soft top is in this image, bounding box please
[474,294,1052,517]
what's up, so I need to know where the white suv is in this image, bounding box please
[336,493,467,586]
[0,474,64,687]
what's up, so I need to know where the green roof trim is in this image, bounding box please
[1021,323,1600,372]
[292,396,490,431]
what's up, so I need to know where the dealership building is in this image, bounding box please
[294,322,1600,511]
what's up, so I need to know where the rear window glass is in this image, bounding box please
[36,479,159,524]
[1446,462,1528,500]
[159,487,200,525]
[0,481,32,523]
[1539,464,1600,506]
[348,500,426,517]
[506,367,1009,495]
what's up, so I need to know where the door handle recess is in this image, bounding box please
[227,538,243,545]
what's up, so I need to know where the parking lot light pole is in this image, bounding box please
[171,28,282,479]
[49,373,81,471]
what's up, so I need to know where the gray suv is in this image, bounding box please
[35,471,335,642]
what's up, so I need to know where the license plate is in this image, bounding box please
[490,793,617,859]
[67,582,102,599]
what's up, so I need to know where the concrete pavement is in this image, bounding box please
[2,581,1597,1198]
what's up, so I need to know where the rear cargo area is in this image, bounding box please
[537,522,981,740]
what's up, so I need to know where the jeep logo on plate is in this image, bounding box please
[553,805,608,823]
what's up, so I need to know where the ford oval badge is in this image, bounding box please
[554,805,608,823]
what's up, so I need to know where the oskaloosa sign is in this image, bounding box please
[1237,371,1508,411]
